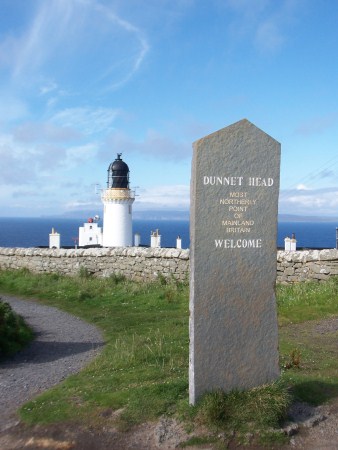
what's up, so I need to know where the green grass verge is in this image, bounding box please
[0,269,189,428]
[0,296,34,359]
[0,268,337,447]
[276,278,338,325]
[277,278,338,408]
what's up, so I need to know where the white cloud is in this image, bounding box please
[39,81,58,96]
[225,0,300,53]
[279,187,338,216]
[296,184,309,191]
[51,107,121,136]
[92,1,149,89]
[0,125,98,186]
[64,200,101,211]
[12,189,49,199]
[13,122,82,143]
[0,134,35,185]
[0,94,28,122]
[66,143,98,167]
[10,106,120,146]
[255,20,285,52]
[136,184,189,210]
[2,0,149,93]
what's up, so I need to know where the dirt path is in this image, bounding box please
[284,397,338,450]
[0,295,104,447]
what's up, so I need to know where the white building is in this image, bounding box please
[150,229,161,248]
[49,228,60,249]
[79,219,103,247]
[101,154,135,247]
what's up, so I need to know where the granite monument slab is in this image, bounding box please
[189,119,281,404]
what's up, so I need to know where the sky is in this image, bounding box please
[1,0,338,218]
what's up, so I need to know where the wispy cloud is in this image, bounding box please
[225,0,300,53]
[51,107,121,136]
[0,139,35,185]
[39,81,58,96]
[12,189,50,199]
[281,153,338,193]
[255,19,285,52]
[317,169,336,179]
[136,184,190,210]
[103,129,191,161]
[0,94,28,122]
[295,114,338,135]
[1,0,149,93]
[0,125,98,186]
[296,184,310,190]
[66,143,98,167]
[92,1,149,89]
[279,187,338,215]
[64,199,101,211]
[13,122,82,143]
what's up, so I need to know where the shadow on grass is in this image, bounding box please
[291,380,338,406]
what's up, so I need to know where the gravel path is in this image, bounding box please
[0,295,104,432]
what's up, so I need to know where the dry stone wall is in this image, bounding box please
[277,249,338,283]
[0,247,337,283]
[0,247,189,282]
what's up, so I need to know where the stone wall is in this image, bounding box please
[277,249,338,283]
[0,247,337,283]
[0,247,189,282]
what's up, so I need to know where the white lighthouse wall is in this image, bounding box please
[103,201,133,247]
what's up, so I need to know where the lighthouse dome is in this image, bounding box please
[107,153,130,188]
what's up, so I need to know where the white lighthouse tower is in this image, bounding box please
[101,154,135,247]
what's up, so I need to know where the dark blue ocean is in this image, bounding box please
[0,217,337,249]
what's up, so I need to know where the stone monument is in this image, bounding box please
[189,119,281,405]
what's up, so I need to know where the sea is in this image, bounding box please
[0,217,337,249]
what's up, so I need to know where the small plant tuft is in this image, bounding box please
[284,348,301,370]
[157,272,169,285]
[77,290,95,302]
[109,272,126,284]
[180,436,219,448]
[78,266,91,279]
[195,382,291,432]
[0,298,34,359]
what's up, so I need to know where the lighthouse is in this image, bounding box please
[101,154,135,247]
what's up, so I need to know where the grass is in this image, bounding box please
[179,381,291,446]
[0,296,34,359]
[276,277,338,325]
[0,268,337,447]
[277,277,338,408]
[0,269,189,428]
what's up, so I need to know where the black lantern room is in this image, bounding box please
[107,153,130,189]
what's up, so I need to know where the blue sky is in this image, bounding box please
[1,0,338,218]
